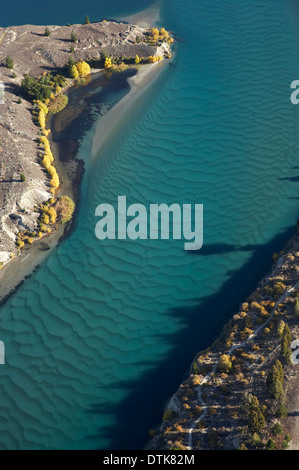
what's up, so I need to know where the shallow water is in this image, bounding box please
[1,0,299,450]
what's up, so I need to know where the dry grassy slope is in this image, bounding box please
[151,236,299,451]
[0,21,165,265]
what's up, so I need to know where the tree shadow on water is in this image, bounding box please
[87,226,297,450]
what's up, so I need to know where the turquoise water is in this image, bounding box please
[1,0,299,450]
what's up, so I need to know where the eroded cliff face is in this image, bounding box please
[151,235,299,451]
[0,21,170,266]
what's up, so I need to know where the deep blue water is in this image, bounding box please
[1,0,299,450]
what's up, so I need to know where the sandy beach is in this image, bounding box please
[0,223,66,305]
[91,60,168,159]
[117,1,161,28]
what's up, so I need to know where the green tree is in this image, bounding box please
[266,439,276,450]
[277,399,288,418]
[45,27,50,36]
[71,31,78,43]
[271,422,282,436]
[277,320,285,338]
[238,443,248,450]
[84,15,90,25]
[294,297,299,319]
[251,432,261,448]
[282,434,292,450]
[5,55,14,69]
[20,74,51,102]
[20,173,25,182]
[281,324,292,364]
[248,396,265,433]
[267,359,284,399]
[282,324,291,344]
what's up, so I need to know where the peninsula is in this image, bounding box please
[0,19,172,297]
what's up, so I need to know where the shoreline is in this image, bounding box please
[91,61,168,159]
[151,232,299,450]
[117,1,161,28]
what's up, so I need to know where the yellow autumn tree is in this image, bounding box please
[148,55,163,63]
[104,57,112,69]
[76,60,91,77]
[70,64,79,79]
[47,207,57,224]
[150,27,159,41]
[41,213,50,224]
[135,55,140,64]
[160,27,169,40]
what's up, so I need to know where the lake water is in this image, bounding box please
[1,0,299,450]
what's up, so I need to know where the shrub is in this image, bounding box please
[69,64,79,79]
[266,439,276,450]
[282,434,292,450]
[70,45,75,53]
[47,207,57,224]
[5,55,14,69]
[48,94,68,114]
[248,396,265,433]
[251,432,261,448]
[150,27,160,42]
[41,213,50,224]
[76,60,91,77]
[104,57,112,69]
[55,196,75,223]
[21,74,51,102]
[71,31,78,42]
[277,400,288,418]
[238,443,248,450]
[136,36,141,43]
[277,320,285,338]
[163,409,173,421]
[267,359,284,399]
[217,354,232,373]
[148,55,163,63]
[271,422,282,436]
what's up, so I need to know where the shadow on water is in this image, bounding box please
[88,224,297,449]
